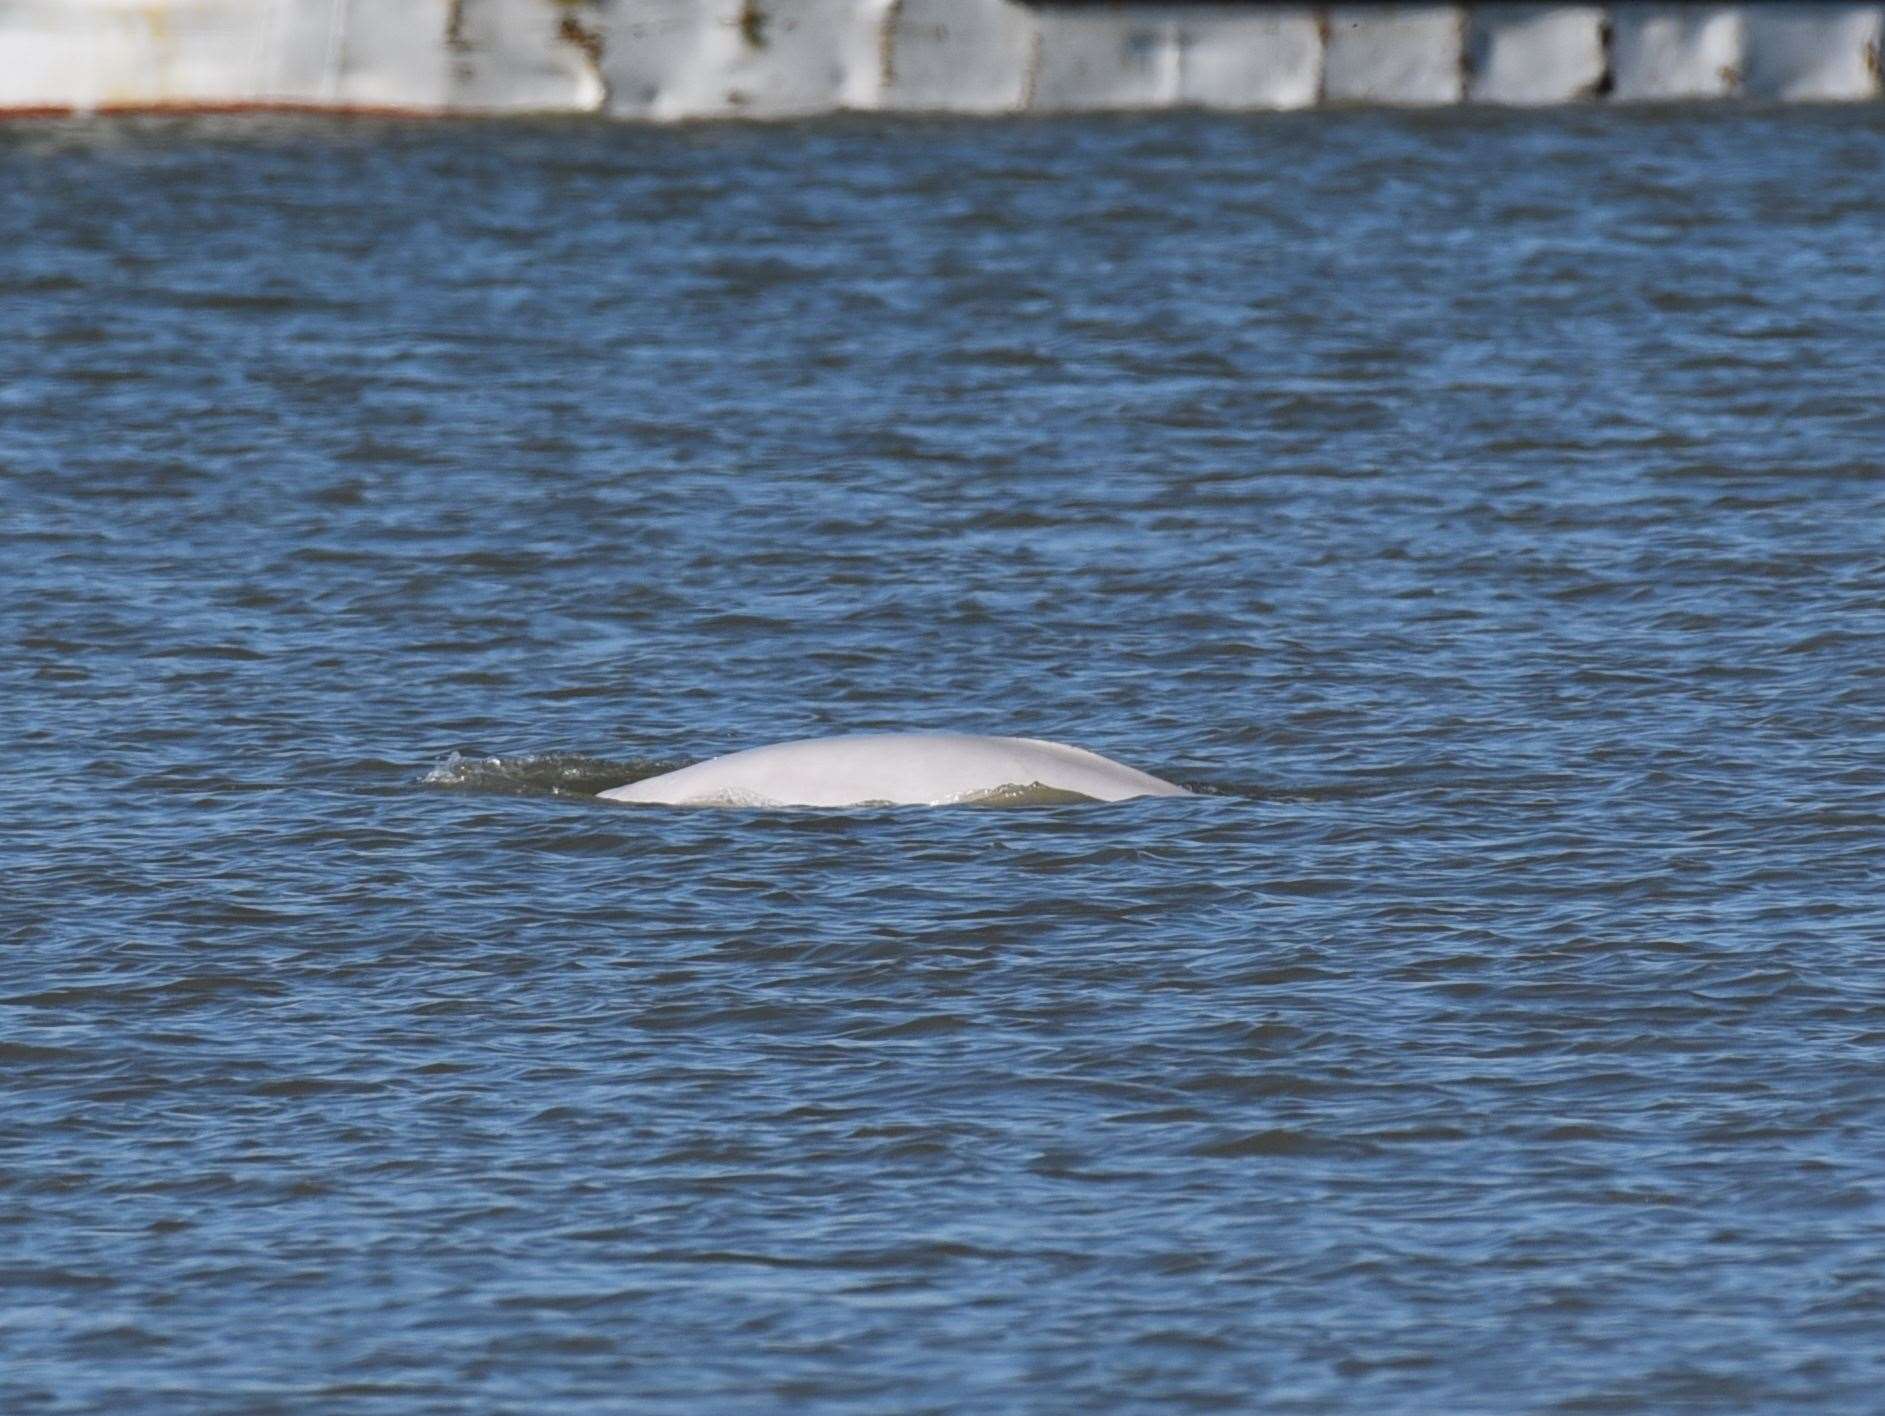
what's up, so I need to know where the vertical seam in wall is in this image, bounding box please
[1723,8,1745,97]
[1456,4,1470,103]
[1594,8,1615,101]
[1020,25,1043,111]
[879,0,903,98]
[1315,7,1330,106]
[444,0,468,95]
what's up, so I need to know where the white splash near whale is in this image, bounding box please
[597,734,1191,808]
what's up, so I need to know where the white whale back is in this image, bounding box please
[597,734,1190,807]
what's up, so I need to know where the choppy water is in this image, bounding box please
[5,108,1885,1413]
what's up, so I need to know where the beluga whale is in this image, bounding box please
[597,734,1191,808]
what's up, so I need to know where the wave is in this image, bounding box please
[422,751,672,800]
[956,782,1104,808]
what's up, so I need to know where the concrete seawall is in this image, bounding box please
[3,2,1880,118]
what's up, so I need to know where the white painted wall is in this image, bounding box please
[1324,5,1466,105]
[1029,7,1182,111]
[879,0,1035,114]
[1,1,1883,118]
[1026,5,1325,112]
[323,0,455,110]
[1176,8,1324,111]
[1467,4,1606,103]
[588,0,736,119]
[0,0,271,110]
[1741,4,1883,99]
[0,0,499,112]
[1611,5,1747,99]
[610,0,891,119]
[451,0,605,113]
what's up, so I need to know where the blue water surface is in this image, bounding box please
[4,108,1885,1413]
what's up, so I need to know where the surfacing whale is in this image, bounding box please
[597,734,1190,808]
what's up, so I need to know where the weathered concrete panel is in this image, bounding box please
[3,0,1884,120]
[0,0,274,109]
[1324,5,1466,105]
[1742,4,1882,99]
[1029,8,1178,112]
[598,0,889,120]
[1611,6,1745,99]
[880,0,1034,114]
[1177,7,1324,111]
[450,0,604,113]
[1015,7,1322,118]
[0,0,459,112]
[326,0,454,110]
[592,0,740,118]
[699,0,893,117]
[1467,5,1606,103]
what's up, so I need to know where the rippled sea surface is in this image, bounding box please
[6,108,1885,1413]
